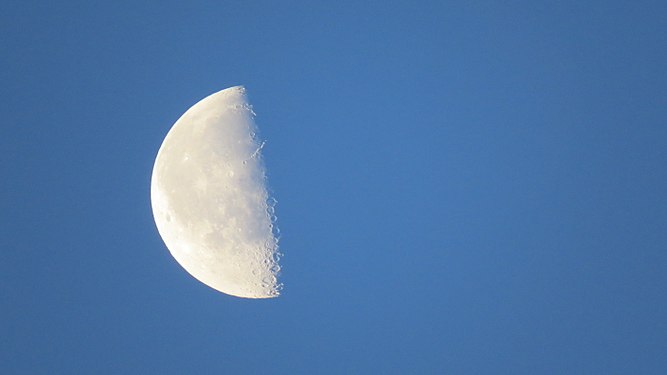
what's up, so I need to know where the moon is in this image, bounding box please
[151,86,281,298]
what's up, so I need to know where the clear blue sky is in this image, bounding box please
[1,1,666,373]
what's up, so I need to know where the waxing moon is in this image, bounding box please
[151,86,281,298]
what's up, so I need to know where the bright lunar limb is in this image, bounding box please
[151,86,281,298]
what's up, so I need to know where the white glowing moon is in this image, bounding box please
[151,86,281,298]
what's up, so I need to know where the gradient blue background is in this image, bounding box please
[2,1,666,373]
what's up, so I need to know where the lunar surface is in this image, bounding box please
[151,86,281,298]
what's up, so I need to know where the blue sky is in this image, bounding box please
[1,1,666,373]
